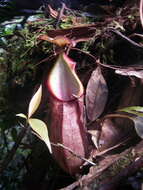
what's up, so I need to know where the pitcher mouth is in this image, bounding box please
[47,53,84,101]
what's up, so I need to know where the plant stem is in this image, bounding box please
[0,126,27,175]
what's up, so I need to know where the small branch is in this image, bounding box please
[103,113,133,121]
[99,156,143,190]
[108,28,143,48]
[51,142,96,166]
[55,3,66,29]
[1,130,9,152]
[0,125,27,175]
[59,181,79,190]
[71,48,143,73]
[95,138,131,158]
[61,140,143,190]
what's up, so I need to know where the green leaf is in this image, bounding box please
[28,85,42,118]
[118,106,143,117]
[16,113,27,119]
[119,106,143,112]
[132,116,143,138]
[28,118,52,153]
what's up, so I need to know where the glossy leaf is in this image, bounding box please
[16,113,27,119]
[28,85,42,118]
[28,118,52,153]
[119,106,143,117]
[132,116,143,138]
[47,53,84,101]
[86,66,108,121]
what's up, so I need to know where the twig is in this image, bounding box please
[71,48,143,72]
[95,138,131,158]
[0,125,27,175]
[71,47,122,70]
[59,181,79,190]
[103,113,133,121]
[108,28,143,48]
[55,3,66,29]
[51,142,96,166]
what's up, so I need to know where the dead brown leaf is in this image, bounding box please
[86,66,108,121]
[38,25,96,47]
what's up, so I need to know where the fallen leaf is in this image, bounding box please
[38,25,96,45]
[86,66,108,121]
[28,118,52,153]
[38,34,72,47]
[28,85,42,118]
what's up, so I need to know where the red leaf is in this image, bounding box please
[86,66,108,121]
